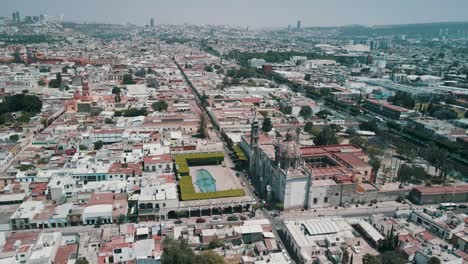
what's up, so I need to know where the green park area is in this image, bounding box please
[175,152,245,201]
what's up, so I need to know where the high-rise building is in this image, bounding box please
[12,11,20,23]
[296,20,301,30]
[150,18,155,27]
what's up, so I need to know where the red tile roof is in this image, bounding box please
[108,162,143,175]
[143,154,173,164]
[413,185,468,195]
[3,231,40,252]
[366,99,410,113]
[54,244,78,264]
[88,193,114,205]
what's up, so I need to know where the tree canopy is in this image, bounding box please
[299,105,313,119]
[111,86,122,102]
[262,117,273,132]
[0,94,42,114]
[432,109,458,120]
[94,140,104,150]
[122,74,136,85]
[304,122,313,134]
[197,114,208,138]
[152,100,169,112]
[349,135,366,148]
[360,120,379,132]
[388,91,415,109]
[161,238,224,264]
[114,108,147,117]
[48,73,62,88]
[204,65,214,72]
[316,110,333,119]
[279,104,292,115]
[314,127,339,146]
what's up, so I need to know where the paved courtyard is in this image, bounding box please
[189,164,242,193]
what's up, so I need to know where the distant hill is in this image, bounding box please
[305,21,468,38]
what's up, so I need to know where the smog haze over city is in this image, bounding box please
[0,1,468,264]
[2,0,468,27]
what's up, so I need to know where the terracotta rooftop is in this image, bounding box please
[54,244,78,264]
[143,154,173,164]
[3,231,40,252]
[366,99,410,113]
[413,185,468,195]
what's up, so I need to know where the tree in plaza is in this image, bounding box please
[37,79,46,86]
[428,257,441,264]
[314,127,339,146]
[152,100,168,112]
[262,117,272,132]
[299,105,313,119]
[111,86,122,102]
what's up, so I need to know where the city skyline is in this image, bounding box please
[2,0,468,27]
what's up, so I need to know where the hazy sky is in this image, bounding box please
[2,0,468,27]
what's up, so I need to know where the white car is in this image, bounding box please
[210,216,222,223]
[351,246,360,254]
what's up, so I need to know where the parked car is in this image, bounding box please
[174,220,183,224]
[459,204,467,209]
[210,216,222,223]
[227,216,240,221]
[351,246,360,254]
[196,218,206,223]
